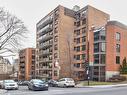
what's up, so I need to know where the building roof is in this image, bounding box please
[107,21,127,30]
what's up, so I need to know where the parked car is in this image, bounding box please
[3,80,19,90]
[18,81,29,86]
[57,78,75,87]
[28,79,48,91]
[48,79,58,87]
[0,80,3,89]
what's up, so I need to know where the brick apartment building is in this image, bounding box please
[36,5,110,81]
[18,48,36,81]
[88,21,127,81]
[36,5,75,80]
[105,21,127,81]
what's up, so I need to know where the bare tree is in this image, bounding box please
[0,8,27,55]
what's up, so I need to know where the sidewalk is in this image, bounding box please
[0,89,7,94]
[76,83,127,88]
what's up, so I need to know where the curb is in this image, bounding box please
[76,84,127,88]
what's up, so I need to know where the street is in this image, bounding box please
[1,86,127,95]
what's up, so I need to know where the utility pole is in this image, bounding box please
[86,25,95,86]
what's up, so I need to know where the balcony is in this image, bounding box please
[39,24,53,36]
[39,16,53,28]
[39,41,53,49]
[39,34,53,43]
[20,68,25,71]
[20,64,25,67]
[39,66,52,70]
[39,58,52,63]
[40,49,52,56]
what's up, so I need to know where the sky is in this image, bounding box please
[0,0,127,62]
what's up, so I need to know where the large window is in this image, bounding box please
[100,30,106,40]
[101,43,106,52]
[116,56,120,64]
[100,54,105,64]
[94,30,106,41]
[94,43,99,53]
[94,54,99,64]
[116,32,120,41]
[94,31,99,41]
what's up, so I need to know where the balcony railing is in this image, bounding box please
[39,58,52,63]
[39,35,53,43]
[39,41,53,49]
[39,16,53,28]
[39,24,53,36]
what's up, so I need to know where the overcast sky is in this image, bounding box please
[0,0,127,48]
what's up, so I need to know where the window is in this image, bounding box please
[116,56,120,64]
[54,53,57,59]
[54,70,57,76]
[74,22,77,26]
[82,18,86,25]
[76,46,80,52]
[82,45,86,51]
[74,63,80,68]
[76,38,80,44]
[76,21,80,27]
[54,27,58,33]
[94,54,99,64]
[94,72,99,76]
[100,30,106,40]
[54,36,58,42]
[116,32,120,41]
[116,44,120,53]
[101,43,106,52]
[82,27,86,34]
[76,30,80,35]
[54,44,58,50]
[100,54,105,64]
[94,31,99,41]
[74,38,76,42]
[32,55,35,59]
[94,43,99,53]
[82,54,86,60]
[32,50,35,54]
[76,55,80,60]
[82,36,86,42]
